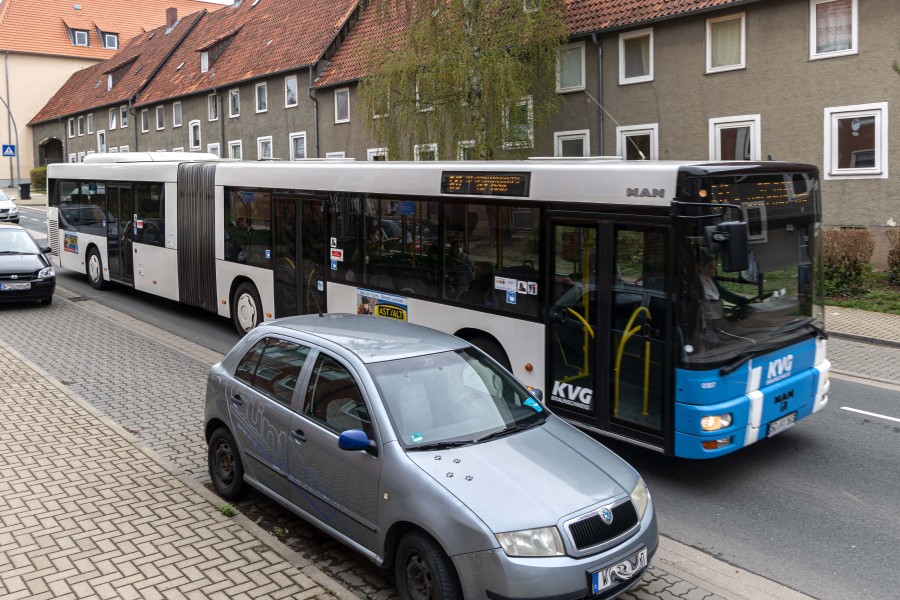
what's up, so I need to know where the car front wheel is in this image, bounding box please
[395,531,461,600]
[208,427,247,501]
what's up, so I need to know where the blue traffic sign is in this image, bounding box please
[2,144,15,157]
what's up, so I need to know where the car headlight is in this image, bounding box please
[9,206,17,215]
[630,478,650,521]
[496,526,564,557]
[38,266,55,279]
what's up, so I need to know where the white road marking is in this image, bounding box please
[841,406,900,424]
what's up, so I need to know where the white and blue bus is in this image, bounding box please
[47,153,830,458]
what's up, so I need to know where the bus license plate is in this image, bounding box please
[0,282,31,291]
[591,547,647,595]
[767,412,797,438]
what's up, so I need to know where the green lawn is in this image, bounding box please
[826,272,900,315]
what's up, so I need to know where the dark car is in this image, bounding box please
[0,223,55,305]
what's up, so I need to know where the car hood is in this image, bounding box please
[0,199,14,210]
[0,253,47,274]
[404,417,637,533]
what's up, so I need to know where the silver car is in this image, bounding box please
[205,314,657,599]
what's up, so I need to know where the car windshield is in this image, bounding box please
[367,348,548,449]
[0,189,11,202]
[0,229,40,254]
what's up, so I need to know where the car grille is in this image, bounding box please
[565,498,639,552]
[0,270,39,282]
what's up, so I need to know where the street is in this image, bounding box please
[4,208,900,599]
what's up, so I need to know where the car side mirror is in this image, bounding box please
[530,388,543,402]
[40,245,51,254]
[338,429,371,451]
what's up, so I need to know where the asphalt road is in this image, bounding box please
[18,206,900,599]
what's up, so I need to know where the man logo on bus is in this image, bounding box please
[551,381,593,409]
[626,188,665,199]
[767,355,793,384]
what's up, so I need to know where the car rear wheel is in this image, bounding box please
[87,248,107,290]
[232,282,262,335]
[395,531,461,600]
[208,427,247,501]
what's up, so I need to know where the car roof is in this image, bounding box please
[260,314,470,363]
[0,223,24,231]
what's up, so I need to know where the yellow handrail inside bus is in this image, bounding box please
[614,306,652,418]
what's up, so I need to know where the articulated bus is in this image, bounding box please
[47,153,830,458]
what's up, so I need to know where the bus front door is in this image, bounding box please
[106,185,134,285]
[274,195,327,317]
[547,220,668,451]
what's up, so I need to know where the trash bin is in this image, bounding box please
[18,182,30,200]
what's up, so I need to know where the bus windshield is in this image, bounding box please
[677,171,824,367]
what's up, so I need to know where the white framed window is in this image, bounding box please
[108,147,118,153]
[709,115,760,161]
[228,140,242,160]
[367,148,388,161]
[524,0,539,13]
[334,88,350,123]
[77,116,84,136]
[255,82,268,113]
[208,93,218,121]
[73,30,88,46]
[156,106,165,130]
[107,74,114,92]
[325,151,346,158]
[141,109,149,133]
[68,153,76,163]
[229,89,240,118]
[77,151,86,162]
[108,108,117,130]
[120,106,128,128]
[616,124,658,160]
[257,136,273,159]
[285,75,298,108]
[810,0,857,60]
[67,118,75,138]
[414,143,438,161]
[103,33,118,49]
[372,95,389,119]
[619,28,654,84]
[554,130,591,157]
[172,147,184,152]
[458,141,476,161]
[706,13,745,73]
[173,101,182,128]
[97,130,107,153]
[200,51,209,73]
[207,143,221,157]
[824,102,888,179]
[119,145,129,152]
[87,113,94,134]
[503,96,534,150]
[289,132,306,160]
[189,120,201,150]
[557,42,585,93]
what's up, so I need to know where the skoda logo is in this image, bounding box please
[10,275,18,280]
[599,506,614,525]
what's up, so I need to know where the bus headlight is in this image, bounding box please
[496,527,564,557]
[38,266,55,279]
[630,478,650,520]
[700,413,732,431]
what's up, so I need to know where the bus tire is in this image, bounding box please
[208,427,247,501]
[395,531,461,600]
[86,248,108,290]
[232,282,262,335]
[469,335,511,371]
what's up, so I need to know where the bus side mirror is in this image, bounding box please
[704,222,749,272]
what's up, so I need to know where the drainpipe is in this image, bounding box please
[590,33,604,156]
[308,66,319,158]
[129,99,138,151]
[59,118,67,159]
[217,88,225,156]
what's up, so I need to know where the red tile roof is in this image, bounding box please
[315,0,748,88]
[0,0,223,60]
[29,11,206,124]
[136,0,360,106]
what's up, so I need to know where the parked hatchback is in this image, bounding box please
[0,223,55,305]
[205,314,657,599]
[0,189,18,223]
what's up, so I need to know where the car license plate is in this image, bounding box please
[591,547,647,595]
[767,412,797,438]
[0,282,31,291]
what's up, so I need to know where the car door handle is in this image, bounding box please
[291,429,306,443]
[230,394,244,406]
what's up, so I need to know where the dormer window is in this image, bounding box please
[73,29,89,46]
[102,33,118,49]
[200,51,209,73]
[197,29,239,76]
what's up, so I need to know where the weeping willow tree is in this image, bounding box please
[357,0,567,160]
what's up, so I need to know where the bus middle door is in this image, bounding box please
[274,194,327,317]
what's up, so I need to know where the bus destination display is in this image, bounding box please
[441,172,530,198]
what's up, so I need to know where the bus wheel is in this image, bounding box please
[86,248,108,290]
[470,335,511,371]
[395,531,461,600]
[232,282,262,335]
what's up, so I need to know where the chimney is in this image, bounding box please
[166,8,177,28]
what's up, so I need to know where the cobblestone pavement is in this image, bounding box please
[0,288,820,600]
[827,338,900,383]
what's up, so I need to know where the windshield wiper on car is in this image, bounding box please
[407,440,474,452]
[475,420,543,444]
[769,317,828,340]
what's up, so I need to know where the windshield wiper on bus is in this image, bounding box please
[407,440,474,452]
[768,317,827,340]
[719,340,786,376]
[474,420,543,444]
